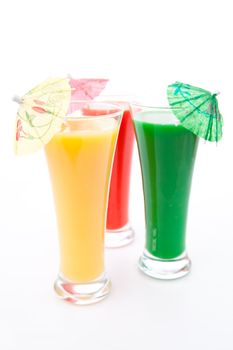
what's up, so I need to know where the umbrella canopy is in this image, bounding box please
[68,78,108,114]
[15,77,71,155]
[167,82,223,141]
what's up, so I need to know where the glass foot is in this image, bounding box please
[138,250,191,280]
[54,273,111,305]
[105,224,135,248]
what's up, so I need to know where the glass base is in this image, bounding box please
[54,273,111,305]
[105,224,135,248]
[138,250,191,280]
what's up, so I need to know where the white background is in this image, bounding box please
[0,0,233,349]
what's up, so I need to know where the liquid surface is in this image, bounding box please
[134,113,198,259]
[46,118,118,282]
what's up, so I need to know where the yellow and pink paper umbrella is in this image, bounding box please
[14,77,109,155]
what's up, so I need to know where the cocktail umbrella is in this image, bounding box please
[68,78,108,113]
[15,77,71,155]
[167,82,223,141]
[14,78,109,155]
[70,78,108,100]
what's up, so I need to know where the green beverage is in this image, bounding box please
[132,106,198,279]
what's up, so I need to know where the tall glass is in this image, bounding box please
[131,104,198,279]
[45,101,122,304]
[96,96,135,248]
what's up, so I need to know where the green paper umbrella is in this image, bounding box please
[167,82,223,141]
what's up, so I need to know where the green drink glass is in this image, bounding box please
[131,104,199,279]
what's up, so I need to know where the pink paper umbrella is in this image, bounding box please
[68,78,109,114]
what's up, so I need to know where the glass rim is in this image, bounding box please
[97,93,136,97]
[96,94,137,100]
[130,103,187,116]
[66,100,124,120]
[130,103,177,111]
[96,95,139,108]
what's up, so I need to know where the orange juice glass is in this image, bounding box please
[45,101,122,305]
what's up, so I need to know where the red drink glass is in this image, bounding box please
[99,97,135,247]
[83,96,135,247]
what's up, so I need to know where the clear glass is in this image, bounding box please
[96,95,135,248]
[45,101,123,304]
[131,104,199,279]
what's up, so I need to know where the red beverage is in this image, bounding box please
[106,107,134,229]
[82,99,135,247]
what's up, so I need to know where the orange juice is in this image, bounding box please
[45,117,118,283]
